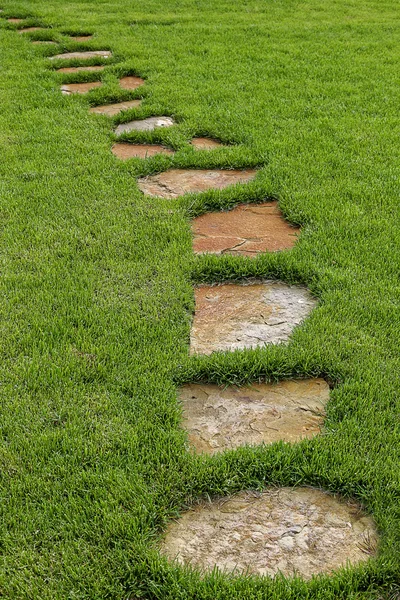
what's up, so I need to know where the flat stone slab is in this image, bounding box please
[161,488,378,579]
[57,66,105,73]
[191,137,224,149]
[119,76,145,90]
[17,27,45,33]
[49,51,111,61]
[90,99,141,116]
[192,202,299,256]
[179,379,330,454]
[71,35,92,42]
[115,116,175,135]
[32,41,56,45]
[112,143,174,160]
[61,82,102,95]
[8,18,23,23]
[138,168,257,199]
[190,281,316,355]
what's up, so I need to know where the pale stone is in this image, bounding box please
[90,100,141,116]
[49,51,111,61]
[115,116,174,135]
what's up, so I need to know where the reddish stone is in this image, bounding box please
[112,143,174,160]
[191,137,223,150]
[61,81,102,95]
[119,76,145,90]
[57,66,105,73]
[192,202,299,256]
[90,99,141,116]
[138,169,257,199]
[49,51,111,61]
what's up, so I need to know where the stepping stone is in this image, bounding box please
[191,137,223,150]
[8,18,23,23]
[190,281,316,355]
[112,143,174,160]
[115,116,174,135]
[71,35,92,42]
[49,51,111,61]
[119,76,145,90]
[57,65,105,73]
[61,81,102,95]
[138,168,257,199]
[179,378,330,455]
[90,99,141,116]
[17,27,45,33]
[192,202,299,256]
[161,487,378,579]
[32,40,56,45]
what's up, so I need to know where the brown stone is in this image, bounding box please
[61,81,102,95]
[57,66,106,73]
[138,168,257,199]
[115,116,175,135]
[71,35,92,42]
[8,18,23,23]
[17,27,45,33]
[192,202,299,256]
[119,76,145,90]
[190,281,316,355]
[112,143,174,160]
[161,488,378,579]
[191,137,224,150]
[49,51,111,61]
[179,379,330,454]
[90,99,141,116]
[32,40,56,45]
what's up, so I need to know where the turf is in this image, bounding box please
[0,0,400,598]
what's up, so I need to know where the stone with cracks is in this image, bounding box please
[192,202,299,256]
[190,281,316,355]
[61,82,102,95]
[138,168,257,198]
[161,487,378,579]
[49,51,111,61]
[112,143,174,160]
[119,76,145,90]
[179,378,330,454]
[90,99,141,116]
[115,116,175,135]
[191,137,224,149]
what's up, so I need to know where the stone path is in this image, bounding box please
[112,143,173,160]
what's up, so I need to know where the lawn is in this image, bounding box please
[1,0,400,598]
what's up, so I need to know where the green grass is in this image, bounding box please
[1,0,400,598]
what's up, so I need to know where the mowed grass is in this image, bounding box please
[0,0,400,598]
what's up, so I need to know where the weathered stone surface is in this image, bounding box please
[161,488,378,579]
[71,35,92,42]
[57,66,105,73]
[90,99,141,116]
[179,379,329,454]
[49,51,111,61]
[138,169,257,199]
[112,143,174,160]
[190,281,316,355]
[115,116,174,135]
[119,76,145,90]
[192,202,299,256]
[61,81,102,95]
[17,27,45,33]
[191,137,224,149]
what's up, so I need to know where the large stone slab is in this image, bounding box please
[57,66,105,73]
[179,379,329,454]
[49,51,111,61]
[115,116,174,135]
[112,143,174,160]
[191,137,224,150]
[192,202,299,256]
[90,99,141,116]
[161,488,378,579]
[190,281,316,355]
[61,81,102,95]
[119,76,144,90]
[138,168,257,199]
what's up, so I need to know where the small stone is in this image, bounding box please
[71,35,92,42]
[90,99,141,116]
[32,40,56,45]
[112,143,174,160]
[49,51,111,61]
[115,116,174,135]
[17,27,45,33]
[191,137,224,150]
[119,76,145,90]
[61,81,102,95]
[57,66,105,73]
[7,18,23,23]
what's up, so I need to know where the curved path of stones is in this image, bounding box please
[4,11,378,583]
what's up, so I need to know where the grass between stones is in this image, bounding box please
[0,0,400,598]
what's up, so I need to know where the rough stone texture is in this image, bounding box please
[49,51,111,61]
[119,76,145,90]
[57,66,105,73]
[61,82,102,95]
[90,99,141,116]
[179,379,330,454]
[161,488,378,579]
[17,27,45,33]
[190,281,316,355]
[112,143,174,160]
[191,137,224,149]
[71,35,92,42]
[192,202,299,256]
[138,169,257,199]
[115,116,174,135]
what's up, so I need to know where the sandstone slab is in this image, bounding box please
[90,99,141,116]
[119,76,145,90]
[161,487,378,579]
[112,143,174,160]
[138,169,257,199]
[190,281,316,355]
[191,137,224,150]
[57,66,105,73]
[192,202,298,256]
[61,81,102,95]
[115,116,174,135]
[179,379,329,454]
[49,51,111,61]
